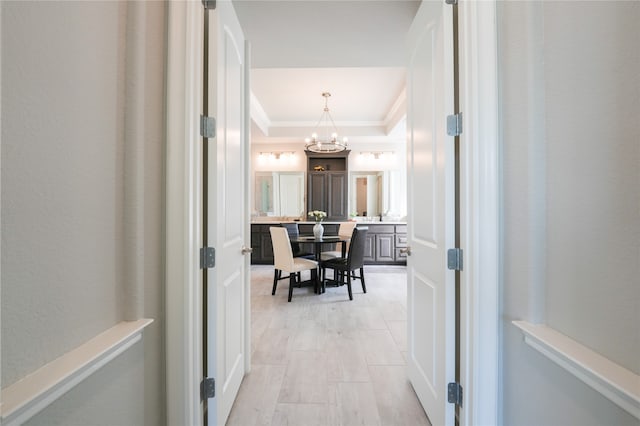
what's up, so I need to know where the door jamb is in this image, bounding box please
[458,1,500,425]
[165,2,204,425]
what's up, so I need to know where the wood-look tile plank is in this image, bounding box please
[252,328,295,365]
[270,403,329,426]
[324,330,370,383]
[226,364,286,426]
[386,319,408,351]
[228,265,429,426]
[335,382,382,426]
[359,329,406,366]
[369,365,431,426]
[278,351,329,404]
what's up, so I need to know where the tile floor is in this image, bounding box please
[226,265,431,426]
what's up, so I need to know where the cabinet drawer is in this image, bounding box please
[395,225,407,233]
[395,248,408,261]
[370,225,395,234]
[395,234,408,247]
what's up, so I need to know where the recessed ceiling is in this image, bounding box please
[233,0,420,144]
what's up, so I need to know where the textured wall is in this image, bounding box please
[2,0,126,386]
[499,1,640,425]
[1,1,166,424]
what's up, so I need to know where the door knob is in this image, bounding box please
[241,246,253,255]
[399,246,412,256]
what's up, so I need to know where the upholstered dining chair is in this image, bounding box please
[281,223,314,259]
[320,227,368,300]
[320,221,357,261]
[270,227,319,302]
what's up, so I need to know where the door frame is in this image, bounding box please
[164,1,500,425]
[165,2,205,425]
[458,1,500,425]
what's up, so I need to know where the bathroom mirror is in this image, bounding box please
[349,171,385,217]
[254,172,305,217]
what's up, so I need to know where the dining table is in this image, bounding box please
[288,234,350,292]
[289,234,349,262]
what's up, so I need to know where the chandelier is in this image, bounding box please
[305,92,348,153]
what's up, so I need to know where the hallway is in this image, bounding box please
[226,265,430,426]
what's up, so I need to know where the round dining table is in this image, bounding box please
[288,235,349,262]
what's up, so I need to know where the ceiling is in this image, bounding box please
[233,0,421,145]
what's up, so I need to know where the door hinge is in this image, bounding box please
[201,377,215,399]
[447,248,463,271]
[448,382,463,405]
[445,0,458,5]
[202,0,216,10]
[200,115,216,139]
[200,247,216,269]
[446,112,463,136]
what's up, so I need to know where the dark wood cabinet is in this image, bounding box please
[250,222,407,265]
[394,227,408,261]
[359,224,407,265]
[376,233,396,263]
[305,151,349,221]
[250,224,276,265]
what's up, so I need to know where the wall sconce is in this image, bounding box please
[257,151,296,164]
[359,151,395,160]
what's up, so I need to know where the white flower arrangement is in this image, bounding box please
[308,210,327,222]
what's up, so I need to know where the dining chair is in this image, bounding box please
[270,226,319,302]
[281,223,315,259]
[320,227,368,300]
[320,221,357,261]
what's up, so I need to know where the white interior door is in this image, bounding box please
[406,2,456,425]
[206,1,248,424]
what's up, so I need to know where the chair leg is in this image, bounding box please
[288,273,295,302]
[323,267,328,293]
[360,267,366,293]
[346,271,353,300]
[311,268,318,294]
[272,269,279,295]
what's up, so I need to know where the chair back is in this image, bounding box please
[282,223,306,257]
[347,227,368,269]
[270,227,294,271]
[281,223,300,237]
[338,221,357,252]
[338,221,356,237]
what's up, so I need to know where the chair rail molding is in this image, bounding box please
[1,319,153,426]
[513,321,640,420]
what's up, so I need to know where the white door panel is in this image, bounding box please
[407,1,455,425]
[206,1,247,424]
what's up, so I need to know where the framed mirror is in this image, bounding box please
[255,173,274,215]
[254,172,305,218]
[349,171,385,218]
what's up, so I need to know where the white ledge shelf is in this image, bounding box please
[513,320,640,420]
[1,318,153,426]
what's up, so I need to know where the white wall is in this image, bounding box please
[1,2,166,425]
[499,1,639,424]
